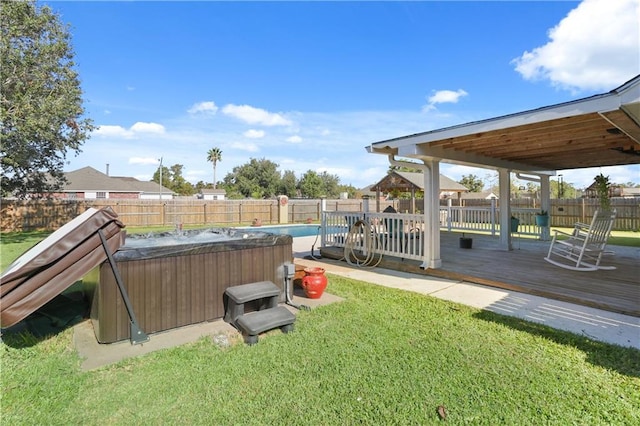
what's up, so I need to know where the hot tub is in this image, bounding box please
[83,228,293,343]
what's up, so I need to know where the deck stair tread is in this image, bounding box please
[236,306,296,337]
[224,281,280,303]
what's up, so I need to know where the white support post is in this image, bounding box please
[362,196,370,214]
[423,160,442,269]
[320,197,327,248]
[539,175,551,241]
[490,198,497,236]
[498,169,512,250]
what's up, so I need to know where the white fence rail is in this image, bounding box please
[322,211,426,261]
[440,205,544,237]
[323,206,546,261]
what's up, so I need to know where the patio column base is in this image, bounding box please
[422,259,441,269]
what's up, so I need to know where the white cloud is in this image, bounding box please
[286,135,302,143]
[130,122,166,134]
[129,157,161,165]
[222,104,293,126]
[244,129,265,138]
[512,0,639,92]
[94,125,131,138]
[94,122,165,138]
[230,141,259,152]
[423,89,468,111]
[188,101,218,115]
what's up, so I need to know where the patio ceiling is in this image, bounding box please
[367,75,640,174]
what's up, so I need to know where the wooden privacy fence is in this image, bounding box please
[0,198,370,232]
[1,197,638,232]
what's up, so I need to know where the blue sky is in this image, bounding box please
[50,0,639,190]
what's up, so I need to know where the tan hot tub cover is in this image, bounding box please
[1,207,125,328]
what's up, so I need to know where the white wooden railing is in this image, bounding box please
[322,206,546,261]
[440,205,545,236]
[322,211,426,261]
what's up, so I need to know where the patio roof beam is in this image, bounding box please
[396,144,555,175]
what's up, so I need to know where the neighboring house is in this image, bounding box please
[358,184,387,201]
[460,191,499,200]
[619,187,640,198]
[199,188,227,200]
[54,166,174,200]
[111,176,175,200]
[582,182,640,199]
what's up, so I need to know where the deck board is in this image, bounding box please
[320,232,639,317]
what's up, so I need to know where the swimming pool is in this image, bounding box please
[240,224,322,238]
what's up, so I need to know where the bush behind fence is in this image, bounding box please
[1,198,638,232]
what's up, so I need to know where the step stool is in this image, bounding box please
[223,281,281,327]
[236,306,296,345]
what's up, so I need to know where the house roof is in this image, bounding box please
[460,190,499,200]
[200,189,227,195]
[367,75,640,174]
[371,171,468,193]
[112,176,173,194]
[63,167,173,194]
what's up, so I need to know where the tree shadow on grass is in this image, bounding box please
[1,230,50,245]
[473,310,640,378]
[1,291,88,349]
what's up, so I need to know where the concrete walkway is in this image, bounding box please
[292,236,640,350]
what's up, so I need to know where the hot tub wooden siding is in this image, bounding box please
[85,236,293,343]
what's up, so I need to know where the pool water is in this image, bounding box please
[243,224,322,238]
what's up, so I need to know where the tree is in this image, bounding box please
[459,174,484,192]
[319,171,341,198]
[168,164,194,196]
[299,170,324,198]
[338,184,358,199]
[194,180,213,192]
[1,1,94,198]
[206,147,222,189]
[223,158,281,198]
[152,163,194,196]
[279,169,298,197]
[388,164,422,173]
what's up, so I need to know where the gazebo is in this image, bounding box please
[366,75,640,269]
[370,171,468,213]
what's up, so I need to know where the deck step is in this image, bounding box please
[236,306,296,345]
[224,281,281,303]
[223,281,281,326]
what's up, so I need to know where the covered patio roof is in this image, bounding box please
[367,75,640,173]
[364,75,639,269]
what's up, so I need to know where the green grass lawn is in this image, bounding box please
[2,275,639,424]
[2,228,639,424]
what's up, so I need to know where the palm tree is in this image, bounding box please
[206,147,222,189]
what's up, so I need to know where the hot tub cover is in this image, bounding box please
[1,207,125,328]
[115,228,293,261]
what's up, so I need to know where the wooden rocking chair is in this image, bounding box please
[544,209,616,271]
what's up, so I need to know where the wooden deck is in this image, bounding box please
[320,232,640,317]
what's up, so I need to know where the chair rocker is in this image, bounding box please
[544,209,616,271]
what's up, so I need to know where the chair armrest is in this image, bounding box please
[552,229,574,238]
